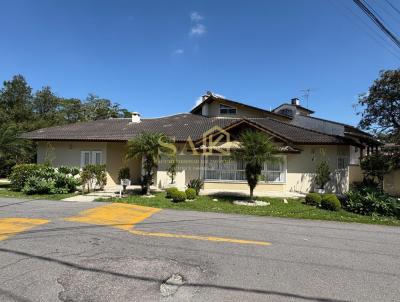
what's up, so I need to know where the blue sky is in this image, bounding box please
[1,0,399,125]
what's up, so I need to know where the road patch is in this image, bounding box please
[0,217,49,241]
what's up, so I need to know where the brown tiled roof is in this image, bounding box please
[22,113,354,145]
[247,118,350,145]
[273,103,315,114]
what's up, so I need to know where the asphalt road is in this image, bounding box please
[0,197,399,302]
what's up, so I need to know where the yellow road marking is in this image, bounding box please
[65,203,271,246]
[129,229,271,246]
[65,203,161,230]
[0,218,49,241]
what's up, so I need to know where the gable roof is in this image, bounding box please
[22,113,359,146]
[273,103,315,114]
[190,94,290,120]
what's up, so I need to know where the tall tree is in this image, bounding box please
[33,86,62,127]
[0,75,33,127]
[231,130,279,200]
[358,69,400,142]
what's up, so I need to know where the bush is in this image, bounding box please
[321,194,341,211]
[305,193,322,206]
[80,164,107,192]
[9,164,43,191]
[166,187,179,199]
[315,160,330,189]
[187,178,203,195]
[185,188,196,200]
[344,187,400,217]
[118,167,131,182]
[171,190,186,202]
[22,176,55,195]
[58,166,80,176]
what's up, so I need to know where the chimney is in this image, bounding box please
[291,98,300,106]
[131,112,141,123]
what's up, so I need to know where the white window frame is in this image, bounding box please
[80,151,103,167]
[203,155,286,183]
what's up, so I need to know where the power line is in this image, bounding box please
[384,0,400,16]
[329,0,400,60]
[353,0,400,49]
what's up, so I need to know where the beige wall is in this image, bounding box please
[384,169,400,196]
[206,99,270,118]
[38,141,352,193]
[349,164,363,184]
[285,145,350,194]
[37,141,141,187]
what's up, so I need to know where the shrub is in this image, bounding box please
[80,164,107,192]
[187,178,203,195]
[165,187,178,199]
[9,164,43,191]
[315,160,330,189]
[22,176,55,195]
[344,187,400,218]
[185,188,196,200]
[171,190,186,202]
[305,193,322,206]
[321,194,341,211]
[58,166,80,176]
[118,167,131,182]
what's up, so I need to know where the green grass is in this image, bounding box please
[100,190,400,227]
[0,183,78,200]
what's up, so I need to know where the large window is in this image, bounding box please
[219,104,237,115]
[81,151,102,167]
[204,156,286,183]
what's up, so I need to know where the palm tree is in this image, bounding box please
[231,130,279,200]
[126,132,174,195]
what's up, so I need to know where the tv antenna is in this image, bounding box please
[300,88,317,109]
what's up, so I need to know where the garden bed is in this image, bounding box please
[98,191,400,226]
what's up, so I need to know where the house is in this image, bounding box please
[22,91,380,194]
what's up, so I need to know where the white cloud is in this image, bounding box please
[190,23,206,36]
[195,96,203,106]
[190,12,203,22]
[173,49,184,55]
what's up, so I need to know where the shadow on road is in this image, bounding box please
[0,247,349,302]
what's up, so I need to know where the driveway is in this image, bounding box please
[0,197,399,302]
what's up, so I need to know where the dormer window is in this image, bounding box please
[219,104,237,115]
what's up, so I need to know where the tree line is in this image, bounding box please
[0,74,130,176]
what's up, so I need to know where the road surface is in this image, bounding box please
[0,197,399,302]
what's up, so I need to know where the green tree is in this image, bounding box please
[0,75,33,127]
[33,86,62,127]
[315,160,331,190]
[230,130,279,200]
[58,98,83,123]
[82,94,126,121]
[360,153,392,190]
[358,69,400,142]
[126,133,173,195]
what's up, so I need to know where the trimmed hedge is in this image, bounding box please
[185,188,196,200]
[171,190,186,202]
[321,194,341,211]
[166,187,179,199]
[9,164,43,191]
[305,193,322,206]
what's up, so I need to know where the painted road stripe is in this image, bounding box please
[65,203,271,246]
[129,229,271,246]
[0,218,49,241]
[65,203,161,230]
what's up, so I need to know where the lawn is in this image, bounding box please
[100,191,400,226]
[0,182,78,200]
